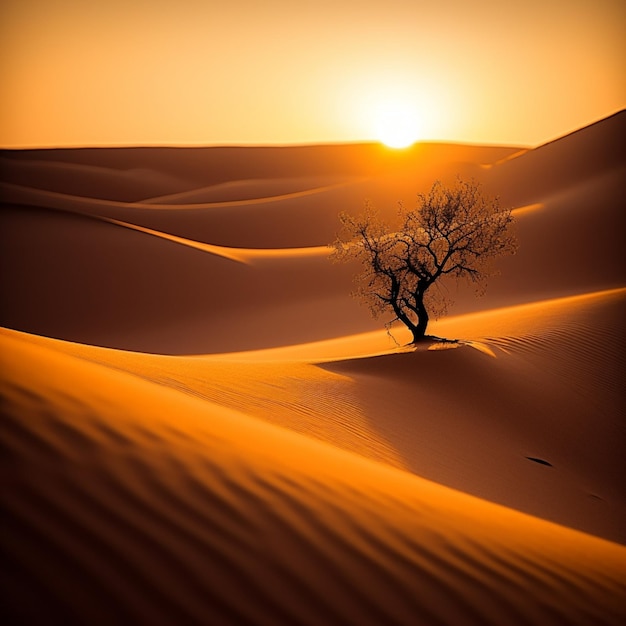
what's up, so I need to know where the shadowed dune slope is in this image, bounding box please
[0,142,519,198]
[447,164,626,315]
[0,205,376,353]
[139,176,355,204]
[485,109,625,206]
[0,158,195,202]
[2,329,625,626]
[1,141,624,352]
[1,142,516,249]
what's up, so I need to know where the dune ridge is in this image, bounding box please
[0,178,364,211]
[139,176,361,205]
[99,217,329,265]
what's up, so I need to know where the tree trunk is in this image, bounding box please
[410,296,429,342]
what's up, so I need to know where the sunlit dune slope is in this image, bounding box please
[2,329,625,626]
[7,287,623,544]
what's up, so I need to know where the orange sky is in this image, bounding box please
[1,0,624,148]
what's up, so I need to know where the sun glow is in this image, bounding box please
[374,101,421,148]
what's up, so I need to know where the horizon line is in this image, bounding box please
[0,137,533,151]
[1,108,623,152]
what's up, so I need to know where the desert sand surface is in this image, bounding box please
[1,111,625,625]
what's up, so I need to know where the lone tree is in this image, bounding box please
[331,179,516,343]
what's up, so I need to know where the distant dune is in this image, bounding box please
[1,112,625,625]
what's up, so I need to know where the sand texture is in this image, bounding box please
[1,112,625,625]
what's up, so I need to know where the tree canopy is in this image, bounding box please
[331,179,517,342]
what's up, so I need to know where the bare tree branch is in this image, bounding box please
[330,179,517,342]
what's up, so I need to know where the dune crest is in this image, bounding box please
[99,217,330,264]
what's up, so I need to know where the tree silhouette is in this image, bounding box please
[331,179,517,342]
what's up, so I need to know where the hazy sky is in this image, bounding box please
[1,0,624,148]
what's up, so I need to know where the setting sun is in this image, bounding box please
[374,101,421,148]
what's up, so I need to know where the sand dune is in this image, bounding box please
[1,112,625,624]
[2,329,625,626]
[0,141,519,187]
[0,156,195,202]
[139,176,359,204]
[0,202,373,352]
[1,158,623,351]
[486,109,625,207]
[448,163,626,315]
[6,287,623,543]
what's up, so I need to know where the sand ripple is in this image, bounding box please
[2,332,625,625]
